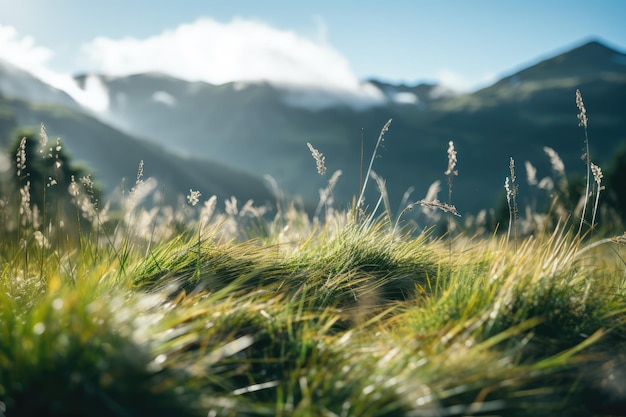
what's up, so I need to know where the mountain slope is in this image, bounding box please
[425,40,626,209]
[2,40,624,215]
[72,72,460,210]
[0,94,274,208]
[0,60,80,110]
[71,39,626,215]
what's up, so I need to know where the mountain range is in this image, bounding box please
[0,62,274,209]
[1,39,625,216]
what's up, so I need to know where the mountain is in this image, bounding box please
[367,80,456,108]
[68,39,626,216]
[70,72,466,211]
[424,39,626,208]
[0,67,274,209]
[2,39,624,217]
[71,73,371,202]
[0,60,79,110]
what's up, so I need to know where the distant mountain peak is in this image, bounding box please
[571,38,621,54]
[559,38,625,63]
[479,38,626,93]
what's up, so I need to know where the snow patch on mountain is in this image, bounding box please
[279,82,386,110]
[152,91,177,107]
[391,91,419,105]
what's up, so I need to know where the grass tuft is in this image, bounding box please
[1,91,626,416]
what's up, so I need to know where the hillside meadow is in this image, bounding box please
[1,90,626,416]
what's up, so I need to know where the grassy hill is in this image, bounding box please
[1,86,626,416]
[1,39,626,417]
[4,210,626,416]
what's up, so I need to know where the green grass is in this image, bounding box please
[2,208,625,416]
[1,94,626,416]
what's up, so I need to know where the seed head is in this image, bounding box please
[187,189,201,206]
[524,161,537,186]
[417,198,461,217]
[543,146,565,177]
[307,142,326,176]
[444,141,458,177]
[16,137,27,177]
[136,160,144,183]
[509,157,517,186]
[591,163,603,185]
[39,123,48,154]
[576,89,588,128]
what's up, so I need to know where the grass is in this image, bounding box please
[1,91,626,416]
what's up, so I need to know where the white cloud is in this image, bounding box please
[0,19,385,112]
[0,24,110,112]
[78,17,384,108]
[435,69,498,92]
[80,17,357,87]
[0,25,53,69]
[78,75,110,112]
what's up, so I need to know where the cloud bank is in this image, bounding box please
[0,25,53,70]
[4,18,503,111]
[0,25,110,112]
[0,18,388,111]
[79,17,385,108]
[82,18,352,87]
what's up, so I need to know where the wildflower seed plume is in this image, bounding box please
[136,160,144,184]
[576,88,593,235]
[543,146,565,176]
[509,157,517,191]
[307,142,326,176]
[591,163,603,186]
[187,189,201,206]
[417,199,460,217]
[16,137,26,178]
[200,195,217,225]
[39,123,48,152]
[425,180,441,203]
[444,141,458,177]
[525,161,537,186]
[381,118,392,135]
[576,89,588,128]
[505,157,519,245]
[327,169,342,190]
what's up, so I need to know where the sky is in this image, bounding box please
[0,0,625,107]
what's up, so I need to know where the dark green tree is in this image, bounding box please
[5,126,97,234]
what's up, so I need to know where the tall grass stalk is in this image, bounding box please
[590,162,603,230]
[444,140,458,258]
[307,142,342,222]
[356,119,392,218]
[505,157,519,249]
[576,89,591,236]
[187,188,202,277]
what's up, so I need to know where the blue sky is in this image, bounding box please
[1,0,625,93]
